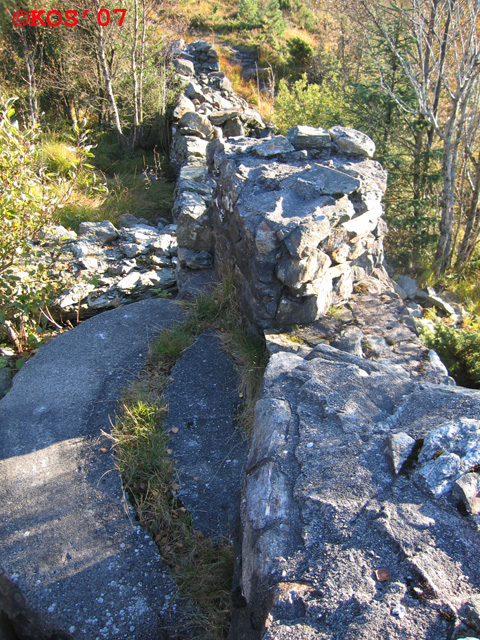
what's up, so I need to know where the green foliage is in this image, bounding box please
[262,0,286,40]
[238,0,260,27]
[274,74,350,133]
[0,97,90,351]
[420,321,480,388]
[287,36,314,71]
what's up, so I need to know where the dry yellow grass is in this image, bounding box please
[283,26,318,46]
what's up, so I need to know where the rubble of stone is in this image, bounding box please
[49,217,178,319]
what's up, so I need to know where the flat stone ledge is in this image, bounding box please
[0,299,193,640]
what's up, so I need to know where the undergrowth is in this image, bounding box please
[110,277,267,638]
[57,137,175,231]
[420,318,480,389]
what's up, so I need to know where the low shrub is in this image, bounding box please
[0,97,90,351]
[420,320,480,388]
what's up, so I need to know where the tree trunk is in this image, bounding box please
[131,0,140,152]
[19,30,38,126]
[412,117,425,219]
[95,2,124,148]
[455,150,480,268]
[139,0,146,127]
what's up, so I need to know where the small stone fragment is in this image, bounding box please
[332,326,363,358]
[416,452,462,498]
[392,604,406,619]
[386,432,416,475]
[78,220,119,246]
[374,568,391,582]
[251,136,295,157]
[174,58,195,76]
[330,125,376,157]
[453,473,480,515]
[286,125,331,150]
[396,275,418,298]
[463,595,480,634]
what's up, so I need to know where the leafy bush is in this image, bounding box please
[420,320,480,388]
[262,0,286,40]
[238,0,260,26]
[274,74,350,133]
[0,97,89,351]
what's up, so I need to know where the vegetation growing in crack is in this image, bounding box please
[110,278,267,638]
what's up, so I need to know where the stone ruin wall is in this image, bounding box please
[171,40,388,329]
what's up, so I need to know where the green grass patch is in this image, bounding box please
[110,277,267,638]
[110,399,233,639]
[58,171,175,232]
[42,130,176,232]
[37,138,78,175]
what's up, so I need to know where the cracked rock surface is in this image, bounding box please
[233,341,480,639]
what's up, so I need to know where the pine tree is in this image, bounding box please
[262,0,285,40]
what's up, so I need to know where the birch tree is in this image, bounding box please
[363,0,480,275]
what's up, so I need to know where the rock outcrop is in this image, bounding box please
[232,340,480,640]
[231,279,480,639]
[0,300,195,640]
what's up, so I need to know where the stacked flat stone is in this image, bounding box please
[171,42,388,329]
[210,127,387,330]
[170,40,267,278]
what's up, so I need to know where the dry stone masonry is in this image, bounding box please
[210,133,387,329]
[171,41,387,329]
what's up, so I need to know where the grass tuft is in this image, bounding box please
[37,139,78,175]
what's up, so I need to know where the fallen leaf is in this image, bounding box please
[99,447,108,454]
[166,448,173,455]
[171,427,179,434]
[374,568,391,582]
[193,476,199,482]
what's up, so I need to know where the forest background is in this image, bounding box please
[1,0,480,385]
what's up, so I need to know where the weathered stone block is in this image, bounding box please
[286,125,331,150]
[330,125,376,157]
[179,111,216,140]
